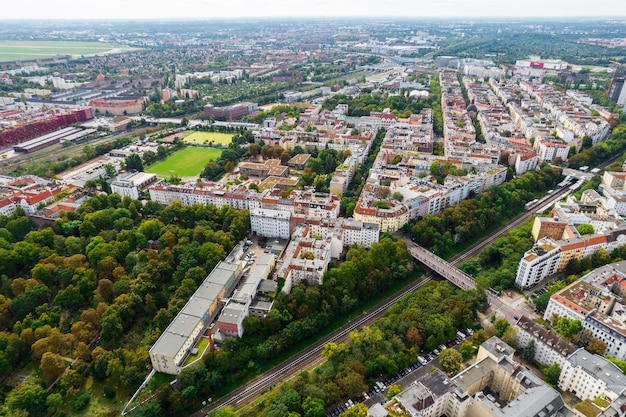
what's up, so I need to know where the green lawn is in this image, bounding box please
[0,41,128,62]
[183,337,211,366]
[183,131,234,146]
[146,147,222,177]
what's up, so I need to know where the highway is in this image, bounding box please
[192,183,572,416]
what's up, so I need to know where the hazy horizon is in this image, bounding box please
[2,0,626,21]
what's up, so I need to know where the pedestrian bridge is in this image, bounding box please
[405,241,476,291]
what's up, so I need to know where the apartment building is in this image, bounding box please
[515,315,576,367]
[515,238,561,289]
[544,262,626,359]
[559,350,626,410]
[390,337,565,417]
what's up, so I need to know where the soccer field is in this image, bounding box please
[0,41,129,62]
[183,131,234,146]
[146,147,223,178]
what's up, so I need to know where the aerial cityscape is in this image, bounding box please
[1,10,626,417]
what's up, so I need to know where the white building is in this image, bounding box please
[515,238,561,289]
[250,208,291,239]
[559,349,626,406]
[111,172,158,200]
[515,315,576,368]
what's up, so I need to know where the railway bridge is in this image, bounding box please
[405,241,476,290]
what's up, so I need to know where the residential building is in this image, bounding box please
[390,337,564,417]
[250,208,291,239]
[111,172,158,200]
[515,238,561,289]
[544,262,626,359]
[559,349,626,412]
[515,315,576,367]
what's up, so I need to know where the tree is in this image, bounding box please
[248,144,259,158]
[575,224,594,235]
[124,153,144,172]
[224,160,235,173]
[46,393,63,411]
[459,340,475,360]
[103,163,117,178]
[405,326,422,348]
[501,326,519,348]
[439,348,463,374]
[100,309,123,348]
[591,248,611,268]
[387,383,402,399]
[522,340,536,362]
[470,329,487,346]
[377,186,391,199]
[40,352,67,383]
[587,338,607,355]
[543,363,561,387]
[494,319,510,337]
[302,396,325,417]
[5,384,47,415]
[555,317,583,339]
[341,403,367,417]
[392,191,404,202]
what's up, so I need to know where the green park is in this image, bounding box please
[146,147,223,177]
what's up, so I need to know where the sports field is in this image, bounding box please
[146,147,223,178]
[0,41,128,62]
[183,131,234,146]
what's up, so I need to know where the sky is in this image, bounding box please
[2,0,626,20]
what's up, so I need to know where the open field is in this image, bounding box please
[146,147,222,177]
[183,131,234,146]
[0,41,128,62]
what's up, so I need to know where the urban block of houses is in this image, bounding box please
[0,175,69,217]
[388,337,564,417]
[516,197,626,289]
[277,224,332,292]
[543,262,626,360]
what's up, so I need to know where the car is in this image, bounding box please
[433,349,440,356]
[439,344,447,351]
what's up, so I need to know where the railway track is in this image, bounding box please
[193,181,576,416]
[0,125,160,174]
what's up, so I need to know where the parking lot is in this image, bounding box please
[325,328,475,416]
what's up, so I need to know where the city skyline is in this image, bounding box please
[2,0,626,20]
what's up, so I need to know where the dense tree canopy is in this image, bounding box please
[0,196,249,416]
